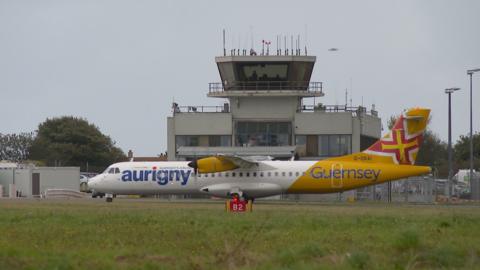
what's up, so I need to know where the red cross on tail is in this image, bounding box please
[363,108,430,165]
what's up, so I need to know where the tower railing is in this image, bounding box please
[209,81,323,92]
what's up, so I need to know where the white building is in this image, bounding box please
[0,163,80,197]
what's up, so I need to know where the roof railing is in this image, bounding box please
[298,104,378,116]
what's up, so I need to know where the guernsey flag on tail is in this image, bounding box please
[363,107,430,165]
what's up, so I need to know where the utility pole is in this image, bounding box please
[445,87,460,198]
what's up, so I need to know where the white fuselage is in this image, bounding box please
[88,161,316,198]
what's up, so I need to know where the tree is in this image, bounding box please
[0,132,34,161]
[29,117,126,172]
[454,133,480,170]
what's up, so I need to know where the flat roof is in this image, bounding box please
[215,55,316,63]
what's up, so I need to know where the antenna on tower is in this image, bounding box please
[284,36,287,55]
[223,29,226,56]
[249,26,254,50]
[297,34,300,55]
[276,35,279,55]
[345,89,348,107]
[304,24,308,55]
[290,35,293,55]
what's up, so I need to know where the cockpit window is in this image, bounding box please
[115,168,120,174]
[108,168,115,174]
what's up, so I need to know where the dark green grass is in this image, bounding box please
[0,199,479,270]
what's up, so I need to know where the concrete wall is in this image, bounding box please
[0,169,13,195]
[294,112,353,134]
[231,97,298,120]
[33,167,80,194]
[361,114,382,138]
[172,113,232,135]
[14,169,31,197]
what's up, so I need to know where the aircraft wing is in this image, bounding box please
[216,154,260,168]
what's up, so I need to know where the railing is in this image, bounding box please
[299,104,378,117]
[208,81,323,92]
[173,105,228,114]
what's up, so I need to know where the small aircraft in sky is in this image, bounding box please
[88,108,431,203]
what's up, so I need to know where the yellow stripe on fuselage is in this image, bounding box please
[287,160,431,193]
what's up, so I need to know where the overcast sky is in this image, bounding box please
[1,0,479,156]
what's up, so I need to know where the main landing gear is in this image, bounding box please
[226,193,253,212]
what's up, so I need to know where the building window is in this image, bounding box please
[176,135,200,147]
[209,135,232,147]
[235,121,291,146]
[176,135,232,149]
[318,135,351,157]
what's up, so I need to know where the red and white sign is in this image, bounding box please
[229,200,247,212]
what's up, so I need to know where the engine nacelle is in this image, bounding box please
[200,183,283,198]
[187,157,238,173]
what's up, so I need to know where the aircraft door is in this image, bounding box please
[330,163,343,188]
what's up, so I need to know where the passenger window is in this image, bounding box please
[253,172,257,177]
[289,172,292,177]
[246,172,250,177]
[274,172,278,177]
[268,172,271,177]
[204,174,208,178]
[218,173,222,177]
[198,174,201,178]
[239,172,243,177]
[260,172,263,177]
[232,172,236,177]
[282,172,286,177]
[295,172,299,176]
[225,173,229,177]
[302,172,306,176]
[211,173,215,177]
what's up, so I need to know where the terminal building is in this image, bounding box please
[167,52,382,165]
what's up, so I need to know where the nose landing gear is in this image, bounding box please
[105,193,114,202]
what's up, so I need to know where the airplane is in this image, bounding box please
[88,108,431,203]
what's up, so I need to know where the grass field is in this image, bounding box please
[0,199,479,270]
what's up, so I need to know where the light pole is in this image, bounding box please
[445,87,460,198]
[467,68,480,200]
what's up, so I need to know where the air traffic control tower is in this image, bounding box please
[167,49,381,161]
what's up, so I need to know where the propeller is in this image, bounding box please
[187,159,198,174]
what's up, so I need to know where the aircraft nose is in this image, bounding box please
[87,176,99,189]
